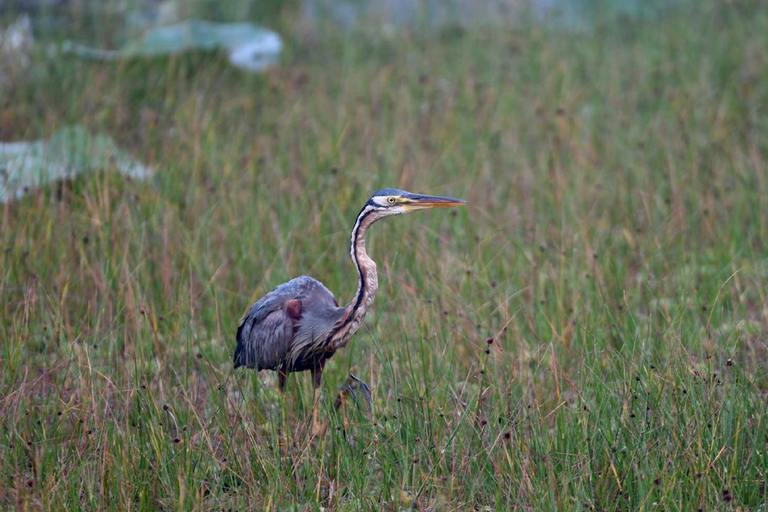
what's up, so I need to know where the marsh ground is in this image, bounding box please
[1,1,768,509]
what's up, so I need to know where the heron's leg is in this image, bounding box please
[310,363,328,437]
[333,377,352,436]
[333,373,371,438]
[277,369,288,454]
[340,391,349,436]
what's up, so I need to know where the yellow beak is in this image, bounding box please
[403,193,467,210]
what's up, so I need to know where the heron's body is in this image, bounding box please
[234,188,465,435]
[234,276,344,373]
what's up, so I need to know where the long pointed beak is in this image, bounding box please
[403,193,467,210]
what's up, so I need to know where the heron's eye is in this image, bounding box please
[387,197,397,204]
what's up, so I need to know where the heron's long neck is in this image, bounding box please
[349,209,379,319]
[329,206,380,349]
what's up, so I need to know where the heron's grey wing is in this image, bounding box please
[234,276,339,370]
[234,306,296,370]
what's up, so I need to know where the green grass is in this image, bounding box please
[2,1,768,509]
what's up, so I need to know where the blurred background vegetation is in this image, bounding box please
[1,0,767,510]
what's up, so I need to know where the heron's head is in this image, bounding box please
[364,188,466,218]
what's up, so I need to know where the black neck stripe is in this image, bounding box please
[327,206,377,341]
